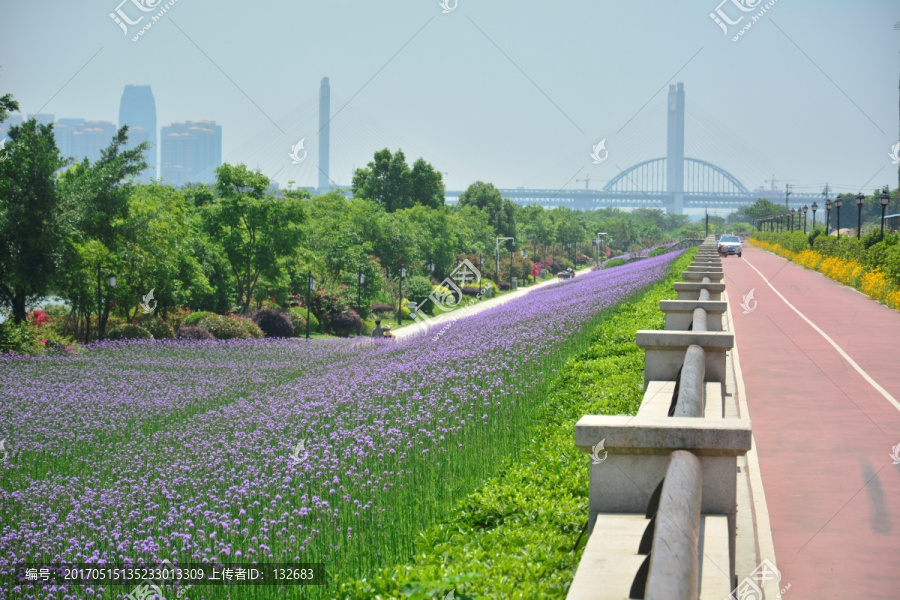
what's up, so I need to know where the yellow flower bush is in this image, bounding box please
[748,239,900,311]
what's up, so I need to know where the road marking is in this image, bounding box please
[742,254,900,413]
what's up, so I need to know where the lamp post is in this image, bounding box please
[879,187,890,239]
[790,208,796,231]
[855,193,865,240]
[397,265,406,326]
[825,199,832,235]
[811,201,818,230]
[835,196,843,239]
[96,264,117,342]
[305,272,315,340]
[802,205,808,233]
[356,267,365,337]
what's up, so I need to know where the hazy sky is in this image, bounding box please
[1,0,898,202]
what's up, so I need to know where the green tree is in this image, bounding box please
[410,157,445,209]
[458,181,516,242]
[0,119,69,323]
[202,164,306,314]
[352,148,411,212]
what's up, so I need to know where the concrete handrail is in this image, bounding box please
[673,345,705,417]
[641,450,703,600]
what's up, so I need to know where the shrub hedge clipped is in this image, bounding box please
[183,311,212,326]
[251,309,294,338]
[288,307,319,335]
[405,276,434,308]
[137,316,175,339]
[330,310,362,337]
[176,325,214,341]
[196,314,261,340]
[107,324,153,341]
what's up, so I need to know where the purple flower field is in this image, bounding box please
[0,253,680,599]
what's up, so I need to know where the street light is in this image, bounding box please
[427,260,435,274]
[790,208,796,232]
[811,201,818,230]
[825,199,832,235]
[855,193,865,240]
[305,272,316,340]
[879,187,890,239]
[398,265,406,326]
[835,196,843,239]
[802,204,808,233]
[96,264,117,341]
[357,267,365,337]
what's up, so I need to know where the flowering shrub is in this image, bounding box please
[752,239,900,311]
[196,314,261,339]
[330,310,362,337]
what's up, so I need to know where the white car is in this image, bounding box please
[717,234,742,257]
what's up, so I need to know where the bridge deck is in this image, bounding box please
[723,245,900,599]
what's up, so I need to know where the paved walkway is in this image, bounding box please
[724,245,900,599]
[392,266,593,340]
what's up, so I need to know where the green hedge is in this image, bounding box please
[337,249,696,599]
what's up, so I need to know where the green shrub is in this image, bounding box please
[183,311,212,326]
[106,324,153,341]
[330,310,362,337]
[405,276,434,308]
[648,246,669,257]
[235,316,263,338]
[361,318,377,335]
[0,320,43,355]
[288,307,319,336]
[197,314,252,340]
[136,316,175,339]
[601,258,628,269]
[176,325,214,340]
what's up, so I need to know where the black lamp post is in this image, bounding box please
[356,267,365,337]
[397,265,406,326]
[305,272,315,340]
[802,205,808,233]
[879,187,890,239]
[790,208,796,231]
[96,264,117,342]
[811,201,818,230]
[855,193,865,240]
[825,200,832,235]
[835,196,843,239]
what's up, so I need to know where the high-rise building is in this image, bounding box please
[27,113,55,126]
[119,85,157,183]
[160,120,222,187]
[54,118,85,159]
[318,77,330,192]
[0,114,24,140]
[71,121,118,164]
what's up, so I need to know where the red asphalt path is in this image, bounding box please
[724,245,900,600]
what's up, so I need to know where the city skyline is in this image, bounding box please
[0,1,897,204]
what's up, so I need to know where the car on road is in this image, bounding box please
[717,234,742,257]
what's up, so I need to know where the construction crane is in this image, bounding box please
[575,174,591,190]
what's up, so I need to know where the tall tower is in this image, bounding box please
[119,85,157,183]
[318,77,331,192]
[666,82,685,214]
